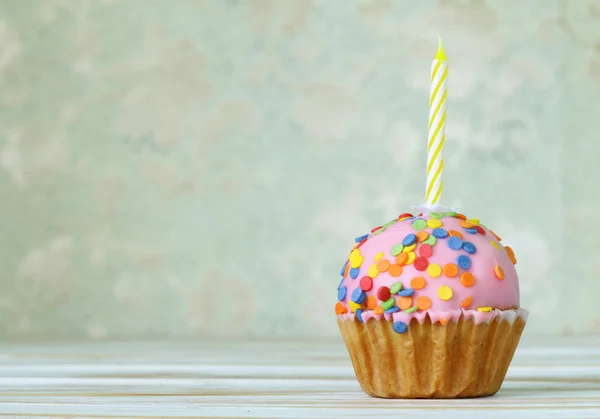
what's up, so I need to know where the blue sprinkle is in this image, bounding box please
[385,306,400,314]
[349,268,360,279]
[448,236,463,250]
[462,242,476,254]
[457,255,472,269]
[398,288,415,297]
[356,308,364,323]
[338,278,344,290]
[337,286,347,301]
[402,233,417,246]
[354,234,369,243]
[393,321,408,334]
[340,261,347,277]
[464,227,477,234]
[432,228,448,238]
[351,287,366,304]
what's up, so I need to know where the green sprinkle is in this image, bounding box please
[390,282,403,294]
[423,235,437,246]
[374,226,387,235]
[381,297,396,310]
[443,211,458,217]
[430,212,442,219]
[390,243,404,256]
[412,219,427,230]
[403,306,418,313]
[383,220,396,228]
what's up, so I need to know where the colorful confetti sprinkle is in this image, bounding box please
[427,263,442,278]
[349,268,360,279]
[351,287,366,304]
[385,306,400,314]
[412,219,427,230]
[494,265,505,280]
[398,296,413,310]
[390,281,403,294]
[410,276,426,290]
[393,321,408,334]
[388,264,403,277]
[335,302,347,314]
[414,256,429,271]
[438,285,453,300]
[432,228,448,238]
[359,276,373,291]
[381,297,395,310]
[462,242,476,254]
[337,286,347,301]
[356,308,364,323]
[419,243,433,258]
[427,218,443,228]
[390,243,404,256]
[460,272,475,287]
[402,233,417,246]
[477,306,492,312]
[448,236,463,250]
[403,306,418,313]
[461,296,472,308]
[416,296,432,310]
[443,263,459,278]
[457,255,472,269]
[505,246,517,264]
[423,235,437,246]
[376,259,391,272]
[377,286,391,301]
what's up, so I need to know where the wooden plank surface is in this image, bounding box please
[0,336,598,418]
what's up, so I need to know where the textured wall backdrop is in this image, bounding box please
[0,0,598,339]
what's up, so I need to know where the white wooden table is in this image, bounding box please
[0,336,598,418]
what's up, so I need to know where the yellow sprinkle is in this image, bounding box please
[437,285,453,301]
[349,301,362,313]
[491,241,501,250]
[374,252,383,261]
[350,249,360,259]
[477,306,492,312]
[350,255,363,269]
[427,219,443,228]
[402,243,416,253]
[406,252,417,265]
[368,264,379,278]
[467,218,480,225]
[427,263,442,278]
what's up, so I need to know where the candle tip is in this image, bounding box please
[435,35,447,62]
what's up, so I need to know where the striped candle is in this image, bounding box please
[426,36,447,206]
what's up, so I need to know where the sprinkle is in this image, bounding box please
[356,308,364,323]
[437,285,453,300]
[388,264,403,277]
[461,296,472,308]
[350,255,364,269]
[366,295,377,310]
[477,306,492,312]
[398,212,413,219]
[474,225,486,235]
[399,216,413,222]
[416,231,429,242]
[467,218,480,225]
[355,234,369,243]
[412,219,427,230]
[463,227,477,234]
[359,276,373,291]
[392,321,408,334]
[367,264,379,278]
[371,226,383,233]
[374,252,384,261]
[398,296,413,310]
[381,297,395,310]
[460,272,475,287]
[448,230,463,239]
[444,211,458,217]
[419,243,433,258]
[377,286,391,301]
[432,228,448,238]
[490,230,502,241]
[351,287,366,304]
[349,300,362,312]
[337,286,347,301]
[402,243,416,253]
[406,252,417,265]
[340,261,348,277]
[457,255,472,269]
[349,268,360,279]
[356,238,367,249]
[505,246,517,264]
[403,306,418,313]
[338,277,344,290]
[448,236,463,250]
[402,233,417,246]
[335,302,347,314]
[491,241,501,250]
[395,253,408,265]
[430,212,442,219]
[390,243,404,256]
[344,263,350,277]
[383,219,397,228]
[443,263,459,278]
[390,281,403,294]
[376,259,391,272]
[373,306,384,314]
[494,265,505,280]
[455,213,467,220]
[427,218,443,228]
[462,242,476,254]
[423,235,437,246]
[414,257,429,271]
[440,318,448,325]
[427,263,442,278]
[410,276,426,290]
[385,306,400,314]
[398,288,415,297]
[416,296,432,310]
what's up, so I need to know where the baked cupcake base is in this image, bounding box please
[338,311,526,398]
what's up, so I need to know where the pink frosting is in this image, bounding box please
[336,213,521,324]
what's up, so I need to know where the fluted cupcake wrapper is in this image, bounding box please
[338,313,526,398]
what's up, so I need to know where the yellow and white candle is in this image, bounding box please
[426,36,447,206]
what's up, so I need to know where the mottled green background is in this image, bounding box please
[0,0,598,339]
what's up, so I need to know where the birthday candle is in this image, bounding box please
[426,36,447,206]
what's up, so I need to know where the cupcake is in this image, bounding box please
[336,211,528,398]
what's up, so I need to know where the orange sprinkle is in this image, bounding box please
[376,259,391,272]
[335,302,347,314]
[461,296,472,308]
[440,318,448,325]
[416,296,431,310]
[373,306,384,315]
[490,230,502,241]
[395,253,408,265]
[416,231,429,242]
[388,264,403,277]
[494,265,505,280]
[344,263,350,277]
[448,229,463,239]
[410,276,427,290]
[455,213,467,220]
[366,295,377,310]
[398,296,413,310]
[460,272,476,287]
[505,246,517,265]
[443,263,459,278]
[460,220,474,229]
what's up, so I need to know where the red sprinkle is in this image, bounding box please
[474,225,486,235]
[371,226,383,233]
[419,243,433,258]
[377,286,391,301]
[356,238,367,249]
[398,213,413,219]
[359,276,373,291]
[414,257,429,271]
